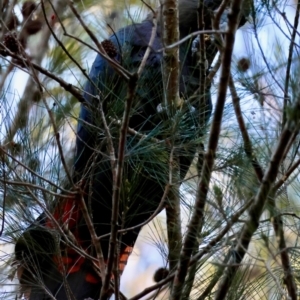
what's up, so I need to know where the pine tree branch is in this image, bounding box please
[166,147,182,273]
[182,2,207,297]
[11,170,99,267]
[273,158,300,193]
[269,190,298,299]
[41,0,94,87]
[6,52,85,102]
[162,0,180,107]
[197,251,231,300]
[229,75,264,181]
[170,0,241,298]
[0,179,73,199]
[230,65,298,299]
[252,10,284,94]
[128,198,251,300]
[161,0,182,277]
[189,197,252,264]
[282,0,299,128]
[42,97,74,186]
[3,0,67,144]
[100,74,138,300]
[97,184,169,240]
[214,109,299,300]
[78,193,106,280]
[67,0,131,81]
[0,156,6,237]
[0,146,76,194]
[137,9,157,76]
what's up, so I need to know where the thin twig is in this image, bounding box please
[113,248,120,300]
[7,52,85,102]
[129,275,173,300]
[182,1,207,296]
[45,0,105,101]
[47,0,104,60]
[265,262,290,298]
[252,10,284,93]
[98,98,116,168]
[273,158,300,193]
[161,29,226,51]
[229,74,264,181]
[0,179,75,199]
[67,0,131,80]
[268,187,298,299]
[271,3,300,51]
[282,0,300,128]
[100,74,138,300]
[0,156,6,237]
[190,197,252,264]
[42,96,74,186]
[78,193,106,279]
[98,184,169,240]
[0,146,76,194]
[42,0,90,84]
[187,53,221,108]
[137,9,157,76]
[12,173,99,265]
[197,251,232,300]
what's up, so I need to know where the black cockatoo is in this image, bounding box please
[14,0,249,299]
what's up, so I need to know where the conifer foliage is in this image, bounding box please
[0,0,299,300]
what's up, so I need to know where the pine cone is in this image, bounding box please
[4,32,19,53]
[101,39,117,58]
[153,267,169,282]
[21,1,36,19]
[237,57,250,72]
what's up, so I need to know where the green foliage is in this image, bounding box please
[1,0,300,299]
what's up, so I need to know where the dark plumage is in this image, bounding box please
[14,0,251,298]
